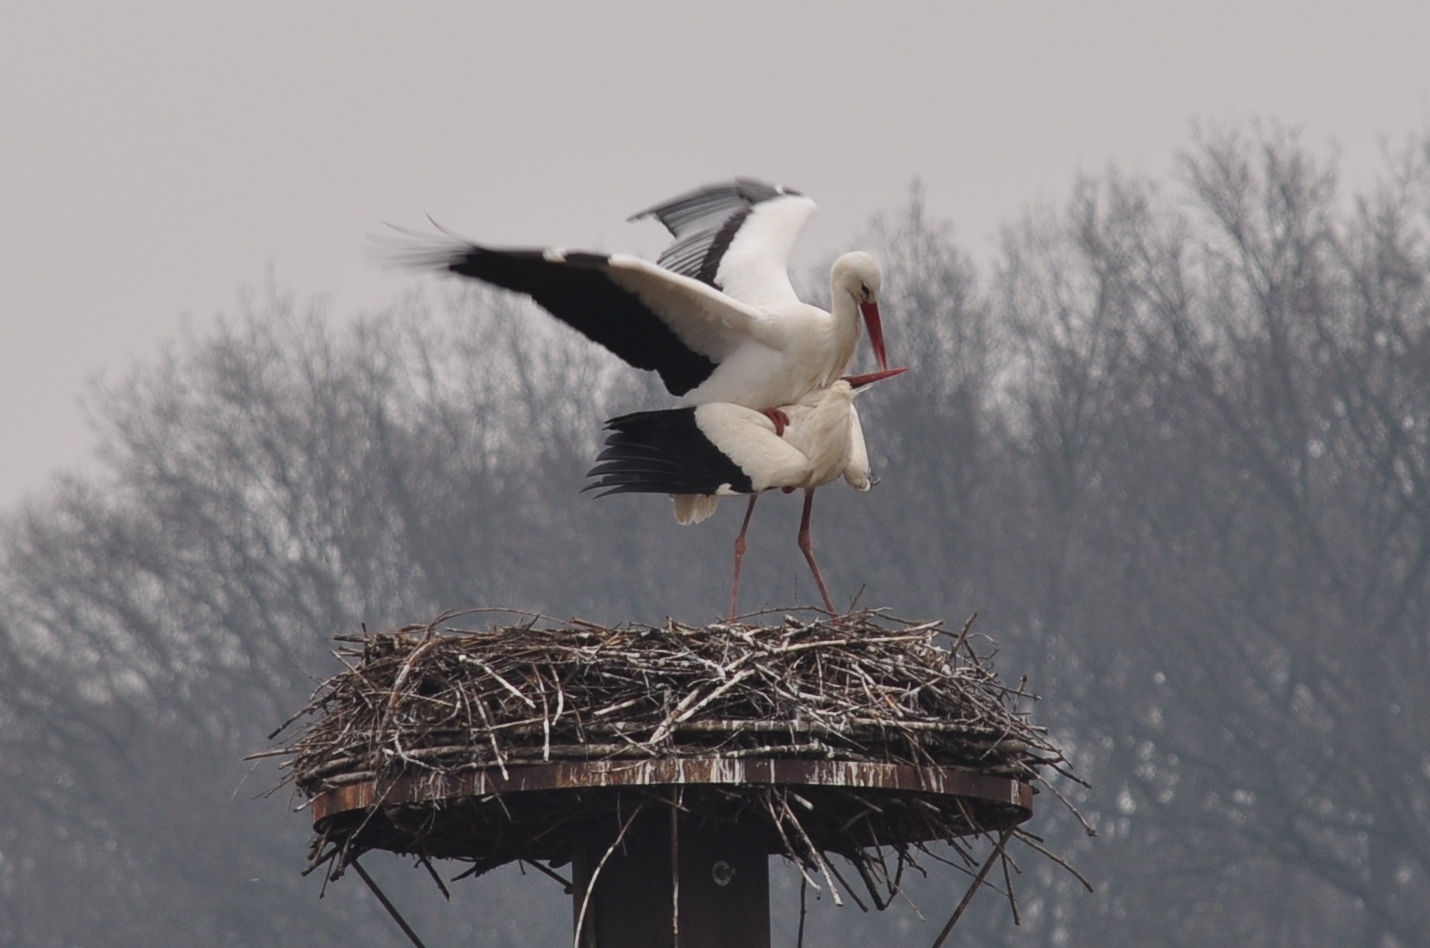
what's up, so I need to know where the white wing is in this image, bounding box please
[632,179,816,309]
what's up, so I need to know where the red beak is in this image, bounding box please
[859,301,888,371]
[843,366,908,389]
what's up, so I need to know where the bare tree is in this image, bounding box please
[0,284,645,945]
[972,126,1430,947]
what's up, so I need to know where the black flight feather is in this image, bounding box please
[586,408,754,497]
[630,178,799,289]
[385,238,719,397]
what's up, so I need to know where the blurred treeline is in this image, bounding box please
[2,125,1427,946]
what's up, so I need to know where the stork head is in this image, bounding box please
[832,252,889,372]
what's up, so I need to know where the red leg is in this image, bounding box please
[796,489,837,616]
[730,494,760,620]
[762,407,790,437]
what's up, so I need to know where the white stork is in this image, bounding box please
[386,179,889,413]
[586,367,907,617]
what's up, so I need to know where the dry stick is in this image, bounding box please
[851,854,895,911]
[677,665,758,718]
[351,857,430,948]
[796,875,809,948]
[1013,830,1095,892]
[386,635,447,714]
[591,695,647,718]
[519,858,573,892]
[779,795,844,907]
[422,606,493,636]
[927,828,1014,948]
[469,688,509,780]
[648,668,758,744]
[573,803,645,948]
[467,656,537,709]
[950,612,979,662]
[410,852,450,900]
[1039,773,1097,833]
[1000,837,1021,925]
[764,793,823,895]
[822,857,870,912]
[539,680,552,763]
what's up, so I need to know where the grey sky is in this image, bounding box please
[3,1,1427,505]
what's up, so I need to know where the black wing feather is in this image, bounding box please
[586,408,754,496]
[630,178,799,288]
[400,240,718,397]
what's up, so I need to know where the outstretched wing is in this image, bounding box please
[381,233,767,398]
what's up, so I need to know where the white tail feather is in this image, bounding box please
[672,493,720,525]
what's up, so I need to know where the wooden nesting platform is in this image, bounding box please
[264,611,1070,907]
[309,757,1033,866]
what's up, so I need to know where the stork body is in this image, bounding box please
[587,368,905,616]
[387,179,888,411]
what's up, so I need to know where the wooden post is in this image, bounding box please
[572,809,770,948]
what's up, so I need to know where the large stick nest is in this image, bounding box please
[264,610,1082,910]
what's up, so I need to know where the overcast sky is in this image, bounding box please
[3,2,1428,506]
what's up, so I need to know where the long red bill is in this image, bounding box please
[843,366,908,389]
[859,300,889,371]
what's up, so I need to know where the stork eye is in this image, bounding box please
[859,282,870,298]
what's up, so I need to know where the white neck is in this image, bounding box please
[826,284,862,384]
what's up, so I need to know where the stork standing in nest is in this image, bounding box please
[587,368,906,617]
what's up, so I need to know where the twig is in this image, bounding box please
[573,804,645,948]
[352,858,430,948]
[928,828,1013,948]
